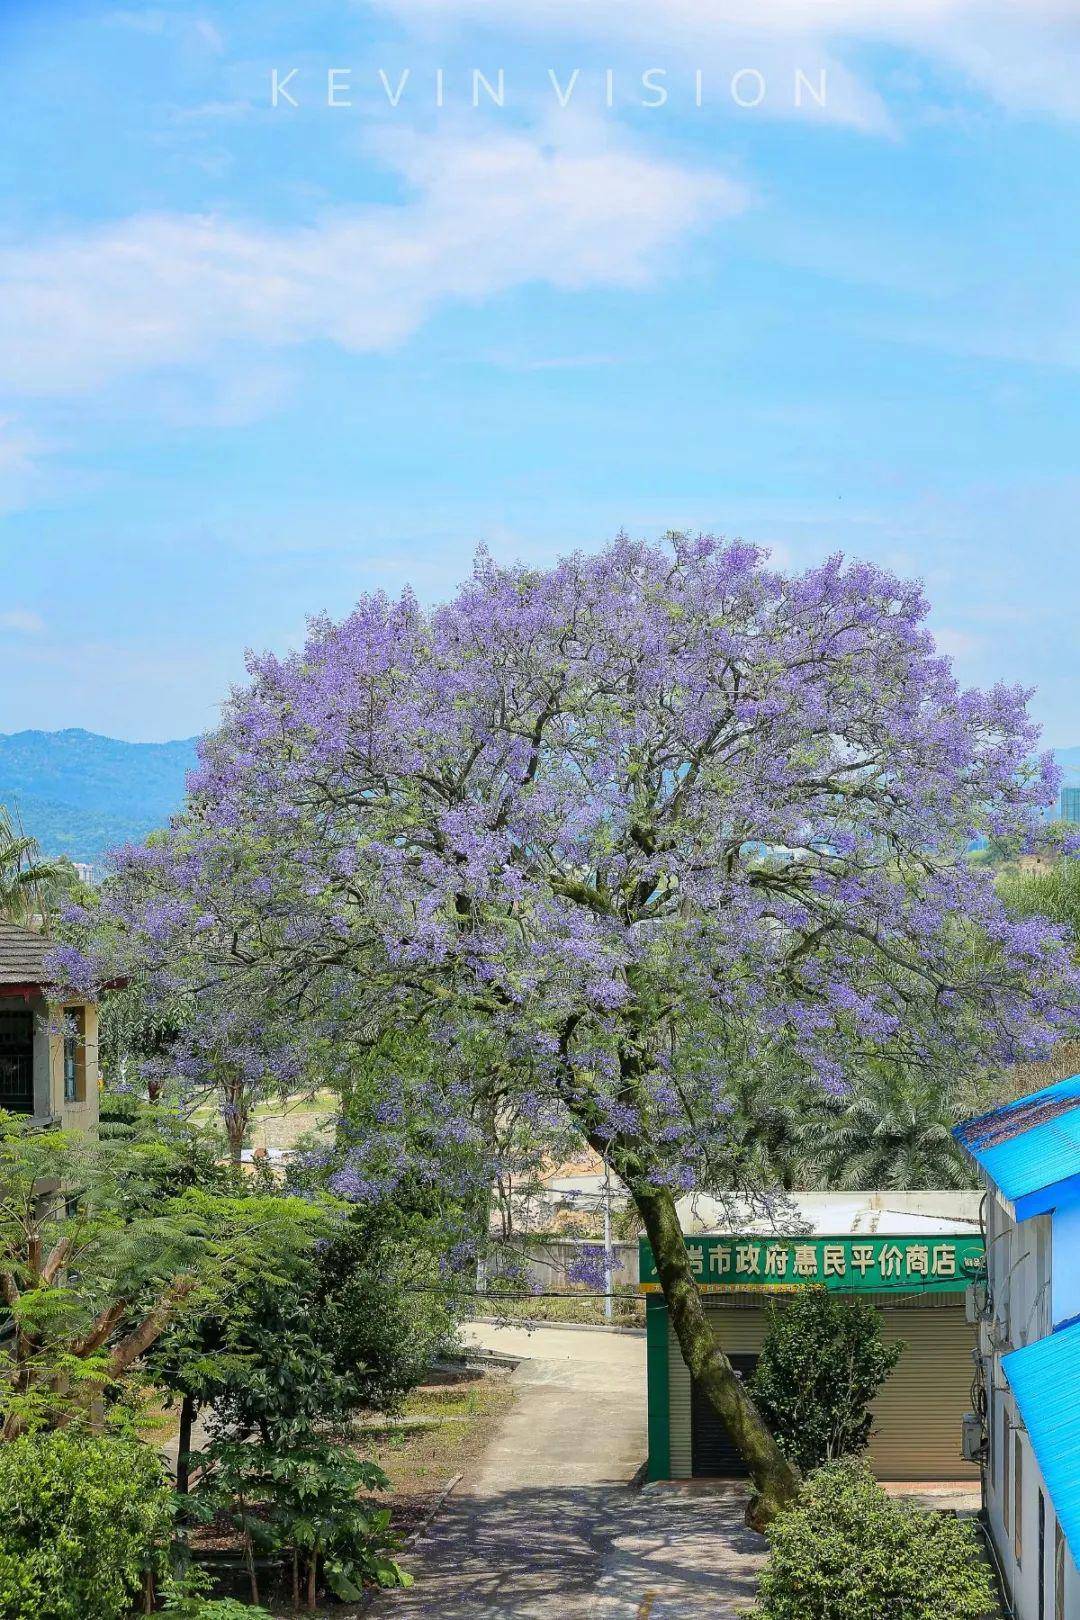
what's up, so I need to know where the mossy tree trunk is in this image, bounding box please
[632,1181,802,1529]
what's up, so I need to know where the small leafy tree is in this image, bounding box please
[0,1431,173,1620]
[750,1291,903,1473]
[0,1110,335,1439]
[751,1462,995,1620]
[191,1439,411,1610]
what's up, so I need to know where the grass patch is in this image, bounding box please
[360,1374,515,1508]
[477,1291,644,1327]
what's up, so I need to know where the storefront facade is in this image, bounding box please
[642,1207,986,1483]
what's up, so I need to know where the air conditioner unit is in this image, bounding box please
[962,1413,987,1465]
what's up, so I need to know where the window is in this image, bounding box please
[62,1007,85,1104]
[1015,1430,1024,1565]
[1003,1407,1011,1536]
[0,1011,34,1113]
[1056,1521,1066,1620]
[1039,1491,1046,1620]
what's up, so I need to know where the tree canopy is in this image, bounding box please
[63,534,1080,1521]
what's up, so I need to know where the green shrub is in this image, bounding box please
[0,1432,173,1620]
[752,1462,996,1620]
[750,1290,904,1474]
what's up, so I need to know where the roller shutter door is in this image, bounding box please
[690,1354,759,1477]
[870,1305,978,1480]
[668,1300,977,1481]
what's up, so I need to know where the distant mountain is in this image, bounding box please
[2,728,1078,868]
[0,729,199,864]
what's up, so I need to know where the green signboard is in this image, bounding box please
[639,1233,985,1295]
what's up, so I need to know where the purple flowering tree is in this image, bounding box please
[74,535,1079,1523]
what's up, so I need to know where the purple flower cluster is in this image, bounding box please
[65,535,1080,1194]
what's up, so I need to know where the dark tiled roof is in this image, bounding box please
[0,920,53,987]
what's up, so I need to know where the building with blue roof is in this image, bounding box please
[955,1073,1080,1620]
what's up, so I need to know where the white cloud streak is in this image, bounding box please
[0,125,745,397]
[369,0,1080,120]
[0,610,46,635]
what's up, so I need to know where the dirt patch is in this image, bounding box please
[361,1372,516,1538]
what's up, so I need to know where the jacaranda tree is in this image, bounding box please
[66,535,1080,1523]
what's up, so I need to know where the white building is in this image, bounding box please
[956,1075,1080,1619]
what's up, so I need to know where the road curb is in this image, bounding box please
[471,1317,646,1338]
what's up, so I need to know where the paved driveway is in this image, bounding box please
[370,1321,764,1620]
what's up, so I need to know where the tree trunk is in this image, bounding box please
[633,1180,801,1529]
[226,1110,246,1166]
[175,1391,196,1495]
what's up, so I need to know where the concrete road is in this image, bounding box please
[370,1321,764,1620]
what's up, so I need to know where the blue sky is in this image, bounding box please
[1,0,1078,743]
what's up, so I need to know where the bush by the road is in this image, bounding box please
[0,1432,172,1620]
[750,1290,904,1474]
[751,1462,996,1620]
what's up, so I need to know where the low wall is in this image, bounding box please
[508,1236,640,1292]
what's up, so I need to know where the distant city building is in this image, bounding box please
[1061,786,1080,824]
[71,862,98,887]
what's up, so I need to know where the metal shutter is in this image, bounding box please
[869,1304,979,1480]
[668,1303,767,1479]
[667,1298,977,1482]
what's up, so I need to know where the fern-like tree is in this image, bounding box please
[814,1066,972,1191]
[0,805,79,928]
[0,1111,336,1440]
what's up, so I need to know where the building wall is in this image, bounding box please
[45,999,100,1133]
[984,1378,1080,1618]
[1052,1202,1080,1329]
[665,1296,978,1482]
[981,1191,1080,1617]
[987,1192,1052,1350]
[515,1237,639,1293]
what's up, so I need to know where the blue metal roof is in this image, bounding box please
[953,1074,1080,1221]
[1004,1319,1080,1560]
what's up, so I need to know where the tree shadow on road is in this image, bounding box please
[370,1482,765,1619]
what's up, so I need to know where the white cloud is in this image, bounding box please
[932,625,980,659]
[0,124,745,397]
[0,610,46,635]
[369,0,1080,120]
[0,419,49,514]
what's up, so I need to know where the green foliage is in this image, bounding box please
[193,1438,411,1604]
[0,804,85,927]
[0,1109,337,1439]
[164,1602,272,1620]
[750,1292,904,1474]
[314,1208,459,1414]
[153,1203,427,1467]
[751,1462,996,1620]
[809,1065,973,1191]
[999,855,1080,947]
[159,1563,273,1619]
[0,1431,172,1620]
